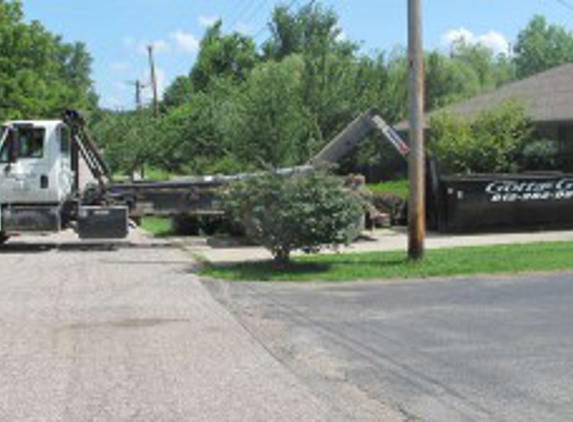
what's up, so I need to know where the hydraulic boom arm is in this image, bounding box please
[62,109,110,190]
[308,108,409,166]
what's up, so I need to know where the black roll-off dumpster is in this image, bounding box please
[431,172,573,232]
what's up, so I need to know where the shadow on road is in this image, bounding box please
[0,240,178,254]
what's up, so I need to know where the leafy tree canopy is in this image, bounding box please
[0,0,96,121]
[190,21,258,92]
[100,4,570,180]
[514,15,573,78]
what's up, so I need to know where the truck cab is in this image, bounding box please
[0,121,77,240]
[0,121,75,204]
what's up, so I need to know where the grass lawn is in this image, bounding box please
[141,217,173,237]
[200,241,573,282]
[112,167,185,182]
[367,179,409,199]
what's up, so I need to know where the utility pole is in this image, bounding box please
[126,80,145,110]
[135,80,143,110]
[407,0,426,261]
[147,45,160,118]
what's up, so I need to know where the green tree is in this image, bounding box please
[158,78,243,175]
[514,15,573,78]
[425,50,481,111]
[190,21,258,92]
[450,41,504,88]
[262,2,360,151]
[145,1,538,181]
[0,1,96,121]
[383,50,409,122]
[231,55,313,167]
[162,76,193,109]
[425,42,513,112]
[263,2,351,60]
[93,110,159,176]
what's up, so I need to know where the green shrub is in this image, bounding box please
[225,170,364,264]
[521,139,558,171]
[429,101,532,174]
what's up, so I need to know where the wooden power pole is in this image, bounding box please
[126,80,145,110]
[135,80,143,110]
[407,0,426,261]
[147,45,160,118]
[125,80,148,110]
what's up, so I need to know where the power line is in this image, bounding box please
[234,0,273,34]
[225,2,255,31]
[228,0,269,33]
[555,0,573,14]
[252,0,302,41]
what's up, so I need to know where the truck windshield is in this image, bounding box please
[0,126,45,163]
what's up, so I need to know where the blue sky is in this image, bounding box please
[21,0,573,109]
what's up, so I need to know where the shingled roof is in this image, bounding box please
[395,62,573,131]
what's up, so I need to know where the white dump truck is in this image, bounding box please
[0,110,128,243]
[0,109,410,244]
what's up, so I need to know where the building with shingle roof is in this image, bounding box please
[395,63,573,148]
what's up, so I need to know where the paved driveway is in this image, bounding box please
[206,272,573,421]
[0,231,403,421]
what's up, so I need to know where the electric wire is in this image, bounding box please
[235,0,274,35]
[252,0,302,42]
[225,2,255,31]
[555,0,573,14]
[228,0,270,33]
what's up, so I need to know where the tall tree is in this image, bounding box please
[0,0,96,121]
[190,21,258,92]
[450,41,509,88]
[162,76,193,109]
[514,15,573,78]
[425,50,481,110]
[231,55,312,167]
[262,2,349,60]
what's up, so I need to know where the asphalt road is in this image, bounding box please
[205,272,573,422]
[0,231,403,422]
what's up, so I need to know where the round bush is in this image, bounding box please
[225,170,364,263]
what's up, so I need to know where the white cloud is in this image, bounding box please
[123,32,198,56]
[124,36,171,56]
[199,15,219,28]
[442,27,510,55]
[442,28,474,45]
[478,31,510,55]
[170,30,200,54]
